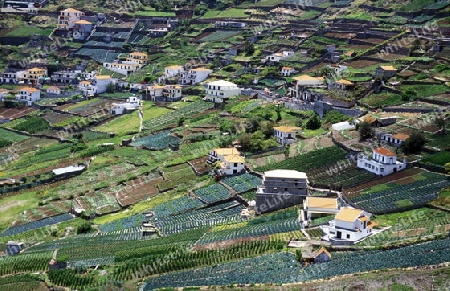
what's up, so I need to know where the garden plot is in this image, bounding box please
[0,213,73,237]
[115,176,162,207]
[158,164,196,192]
[199,30,241,42]
[193,184,231,204]
[76,191,121,216]
[131,130,181,150]
[0,107,36,121]
[41,111,74,126]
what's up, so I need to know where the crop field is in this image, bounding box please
[0,274,46,291]
[143,101,214,132]
[349,172,450,213]
[158,164,197,192]
[221,173,262,193]
[0,251,52,276]
[76,191,121,216]
[142,251,300,290]
[0,128,29,144]
[115,176,162,207]
[41,111,75,126]
[0,213,73,237]
[131,130,181,150]
[193,183,231,204]
[199,30,241,42]
[255,146,346,173]
[361,208,450,246]
[6,116,49,134]
[309,166,377,188]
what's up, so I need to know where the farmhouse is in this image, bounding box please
[219,155,246,176]
[46,86,62,95]
[357,147,407,176]
[102,61,142,76]
[164,65,184,78]
[379,132,410,147]
[256,170,309,214]
[300,196,341,228]
[281,66,295,77]
[144,85,182,102]
[17,87,40,106]
[72,20,93,41]
[333,79,355,90]
[208,147,241,164]
[289,75,325,101]
[302,246,332,264]
[375,65,397,79]
[204,80,240,103]
[322,207,374,244]
[273,126,302,145]
[50,70,80,84]
[261,51,294,64]
[179,68,212,85]
[110,96,140,115]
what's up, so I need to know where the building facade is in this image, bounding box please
[357,147,407,176]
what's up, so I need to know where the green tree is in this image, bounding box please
[401,131,426,154]
[306,114,321,130]
[324,110,348,124]
[243,40,254,56]
[358,121,374,141]
[106,82,116,93]
[434,115,446,136]
[77,221,93,234]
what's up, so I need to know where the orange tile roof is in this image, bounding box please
[375,147,396,157]
[129,52,147,56]
[191,68,212,72]
[47,86,60,90]
[79,81,91,85]
[74,20,92,24]
[336,79,354,85]
[364,116,376,124]
[166,65,183,69]
[20,87,39,92]
[306,197,338,209]
[359,216,369,222]
[315,246,331,258]
[224,155,245,163]
[335,207,363,222]
[62,8,82,13]
[368,221,377,229]
[380,65,396,71]
[95,75,111,79]
[391,133,410,141]
[146,85,165,89]
[293,74,322,81]
[274,126,302,133]
[282,66,293,70]
[213,148,240,156]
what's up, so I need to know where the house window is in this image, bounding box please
[234,163,237,167]
[380,168,384,172]
[346,234,350,239]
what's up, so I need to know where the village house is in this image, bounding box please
[300,196,341,228]
[20,67,47,85]
[16,87,40,106]
[322,207,374,244]
[261,50,294,64]
[379,132,410,147]
[126,52,148,65]
[256,170,309,214]
[164,65,184,78]
[0,69,22,84]
[219,154,246,176]
[102,61,143,76]
[204,80,240,103]
[281,66,295,77]
[208,147,241,164]
[50,70,80,84]
[46,86,62,95]
[57,8,85,30]
[375,65,397,79]
[78,75,116,97]
[215,21,246,28]
[144,85,182,102]
[273,126,302,145]
[357,147,407,176]
[303,246,332,265]
[179,68,212,85]
[333,79,355,90]
[110,96,140,115]
[289,75,325,101]
[72,20,93,41]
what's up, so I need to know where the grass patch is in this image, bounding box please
[0,192,40,232]
[134,10,176,17]
[302,127,326,138]
[421,151,450,166]
[395,199,414,208]
[5,26,52,37]
[201,8,247,19]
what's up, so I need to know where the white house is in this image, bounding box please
[110,96,141,115]
[179,68,212,85]
[281,66,295,77]
[102,61,142,76]
[357,147,407,176]
[78,80,94,96]
[46,86,62,95]
[380,133,409,147]
[322,207,374,243]
[375,65,397,79]
[17,87,40,106]
[57,8,85,30]
[300,196,341,228]
[208,147,241,164]
[164,65,184,78]
[219,154,246,176]
[273,126,302,145]
[261,51,294,63]
[93,75,116,95]
[20,67,47,84]
[204,80,240,103]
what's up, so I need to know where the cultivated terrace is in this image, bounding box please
[0,0,449,290]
